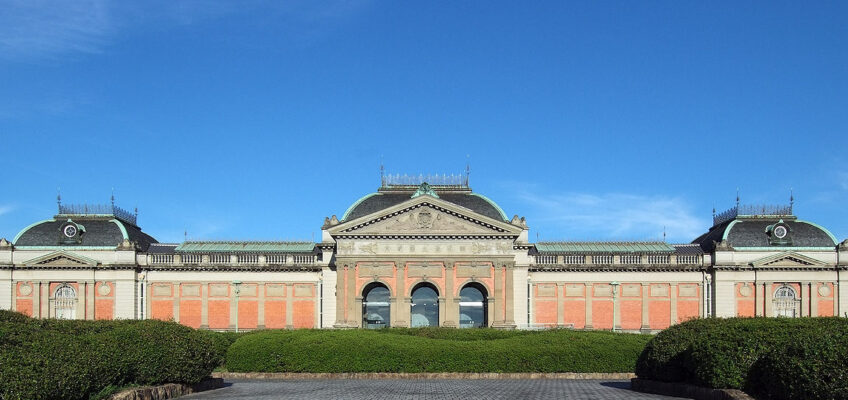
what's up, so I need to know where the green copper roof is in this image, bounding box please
[535,242,676,254]
[175,241,315,253]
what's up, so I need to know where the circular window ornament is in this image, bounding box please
[63,225,78,238]
[773,225,788,239]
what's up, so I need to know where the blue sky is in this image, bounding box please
[1,1,846,244]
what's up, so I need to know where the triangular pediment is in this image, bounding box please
[328,195,523,237]
[750,252,827,268]
[23,251,99,267]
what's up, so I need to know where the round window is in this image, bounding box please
[63,225,77,238]
[774,225,787,239]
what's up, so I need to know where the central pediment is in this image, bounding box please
[328,195,523,237]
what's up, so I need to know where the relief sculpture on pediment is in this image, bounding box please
[353,208,495,234]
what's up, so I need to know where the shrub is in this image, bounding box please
[747,328,848,400]
[0,315,218,400]
[635,317,848,395]
[226,328,651,373]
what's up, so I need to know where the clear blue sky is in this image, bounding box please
[1,1,846,244]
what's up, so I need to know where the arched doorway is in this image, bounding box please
[362,283,390,329]
[410,283,439,327]
[54,284,77,320]
[459,283,487,328]
[773,285,798,318]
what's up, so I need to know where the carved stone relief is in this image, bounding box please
[407,264,443,278]
[456,264,491,278]
[358,264,394,277]
[352,207,495,234]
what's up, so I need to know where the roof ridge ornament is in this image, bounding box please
[411,182,439,199]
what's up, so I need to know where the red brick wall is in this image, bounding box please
[264,300,286,328]
[292,301,314,328]
[179,300,202,328]
[619,300,642,330]
[238,301,258,329]
[563,301,585,329]
[151,300,173,321]
[207,300,230,329]
[534,300,557,325]
[94,282,114,320]
[592,300,613,330]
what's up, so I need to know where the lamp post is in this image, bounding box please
[610,281,620,332]
[233,280,242,333]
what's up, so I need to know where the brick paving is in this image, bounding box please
[182,379,692,399]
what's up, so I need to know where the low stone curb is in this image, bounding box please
[213,372,636,380]
[108,377,224,400]
[630,378,755,400]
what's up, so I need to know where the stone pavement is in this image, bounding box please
[182,379,692,399]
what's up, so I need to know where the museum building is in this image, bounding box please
[1,175,846,332]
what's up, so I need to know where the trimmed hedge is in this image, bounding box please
[0,311,220,400]
[635,317,848,399]
[226,328,651,373]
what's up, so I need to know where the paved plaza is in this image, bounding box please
[182,379,691,400]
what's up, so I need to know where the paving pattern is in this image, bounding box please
[183,379,692,400]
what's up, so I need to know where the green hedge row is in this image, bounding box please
[226,328,652,373]
[634,317,848,400]
[0,310,220,400]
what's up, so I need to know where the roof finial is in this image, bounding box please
[735,188,740,208]
[789,188,794,209]
[57,188,62,210]
[712,205,716,219]
[380,158,385,187]
[663,226,667,242]
[134,206,138,218]
[184,229,187,241]
[465,155,471,187]
[111,188,115,207]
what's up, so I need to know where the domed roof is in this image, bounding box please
[13,215,158,251]
[693,215,837,251]
[341,188,508,222]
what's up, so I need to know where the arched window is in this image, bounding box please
[54,284,77,320]
[774,285,798,318]
[410,284,439,327]
[362,283,390,329]
[459,284,487,328]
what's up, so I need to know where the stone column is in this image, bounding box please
[556,283,565,326]
[32,282,41,318]
[42,283,50,318]
[755,282,765,317]
[173,284,181,324]
[504,263,515,327]
[200,283,209,329]
[493,262,504,325]
[800,281,810,317]
[443,263,457,327]
[764,282,774,317]
[285,284,294,329]
[334,265,347,327]
[257,283,266,329]
[670,283,678,325]
[347,264,357,326]
[393,261,407,327]
[584,284,593,330]
[811,282,819,317]
[640,283,650,333]
[229,284,238,330]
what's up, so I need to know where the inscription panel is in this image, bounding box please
[152,284,172,297]
[565,284,584,297]
[407,264,443,278]
[456,265,491,278]
[181,284,201,297]
[209,283,229,297]
[651,284,669,297]
[678,284,698,297]
[266,284,286,297]
[358,264,394,277]
[536,284,557,297]
[622,284,641,297]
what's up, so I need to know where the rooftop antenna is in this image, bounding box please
[380,156,385,186]
[465,155,470,187]
[789,188,794,210]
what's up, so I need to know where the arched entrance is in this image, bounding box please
[773,285,798,318]
[410,283,439,327]
[54,284,77,320]
[459,283,487,328]
[362,283,391,328]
